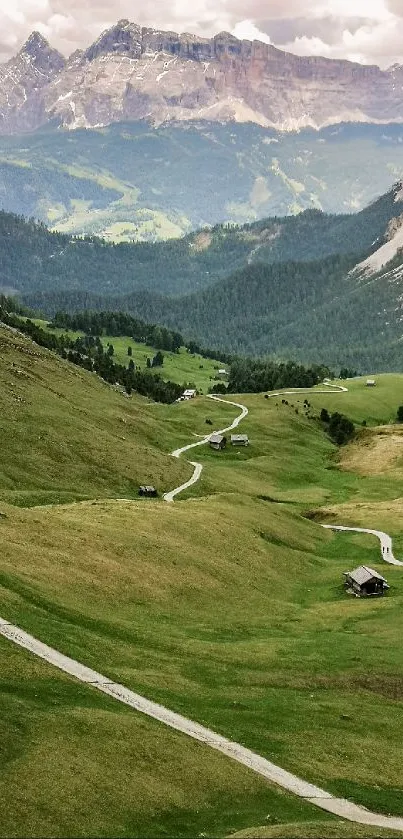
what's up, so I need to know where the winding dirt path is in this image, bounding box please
[0,616,403,832]
[2,383,402,830]
[322,525,403,566]
[163,395,248,501]
[163,386,347,502]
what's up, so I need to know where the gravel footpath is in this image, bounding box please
[322,524,403,566]
[163,395,248,501]
[0,616,403,832]
[3,384,402,831]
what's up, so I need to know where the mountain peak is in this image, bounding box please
[19,30,65,72]
[84,20,142,62]
[21,31,50,55]
[0,18,402,136]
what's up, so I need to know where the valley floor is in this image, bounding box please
[0,345,402,837]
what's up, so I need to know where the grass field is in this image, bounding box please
[34,320,226,392]
[0,329,403,837]
[231,822,403,838]
[0,326,189,505]
[3,639,329,839]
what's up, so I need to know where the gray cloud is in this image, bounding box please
[0,0,400,68]
[257,16,377,46]
[387,0,403,15]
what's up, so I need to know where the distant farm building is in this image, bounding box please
[366,379,376,387]
[139,485,158,498]
[209,433,227,450]
[343,566,389,597]
[183,388,197,399]
[231,434,249,446]
[218,368,228,378]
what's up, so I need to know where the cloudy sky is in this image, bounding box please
[0,0,402,68]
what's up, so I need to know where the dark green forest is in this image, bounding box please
[2,183,403,371]
[0,183,399,298]
[0,302,334,402]
[26,252,403,371]
[52,311,184,353]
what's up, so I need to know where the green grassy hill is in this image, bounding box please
[33,319,224,392]
[0,333,402,837]
[0,324,190,505]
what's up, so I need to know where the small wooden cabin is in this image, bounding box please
[366,379,376,387]
[231,434,249,446]
[343,565,389,597]
[139,485,158,498]
[209,434,227,450]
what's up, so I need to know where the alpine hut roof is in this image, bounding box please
[210,433,225,445]
[345,566,387,586]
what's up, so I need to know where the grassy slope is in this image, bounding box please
[2,639,323,839]
[1,340,403,836]
[230,823,403,838]
[0,325,190,505]
[36,321,226,392]
[103,335,224,392]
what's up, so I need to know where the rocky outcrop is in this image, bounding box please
[0,32,66,134]
[1,20,403,134]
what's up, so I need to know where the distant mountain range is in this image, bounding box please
[3,181,403,371]
[2,21,403,135]
[1,122,403,241]
[1,22,403,240]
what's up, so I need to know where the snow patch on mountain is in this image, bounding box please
[356,218,403,274]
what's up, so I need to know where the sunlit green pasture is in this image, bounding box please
[34,319,226,392]
[1,331,403,837]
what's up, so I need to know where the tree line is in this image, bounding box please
[51,310,184,354]
[0,307,183,404]
[225,358,332,393]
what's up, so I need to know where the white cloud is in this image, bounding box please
[0,0,401,68]
[276,15,403,67]
[232,21,272,44]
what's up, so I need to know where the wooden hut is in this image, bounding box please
[209,434,227,450]
[231,434,249,446]
[343,566,389,597]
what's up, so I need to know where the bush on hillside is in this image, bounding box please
[327,411,355,445]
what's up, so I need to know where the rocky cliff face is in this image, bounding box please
[1,19,403,134]
[0,33,66,134]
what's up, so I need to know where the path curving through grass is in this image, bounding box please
[0,616,403,832]
[322,525,403,566]
[163,395,248,501]
[163,386,347,502]
[3,382,403,831]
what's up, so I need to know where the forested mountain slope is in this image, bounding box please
[5,182,403,370]
[21,249,403,371]
[2,181,403,300]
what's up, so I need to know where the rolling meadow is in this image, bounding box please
[0,326,402,837]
